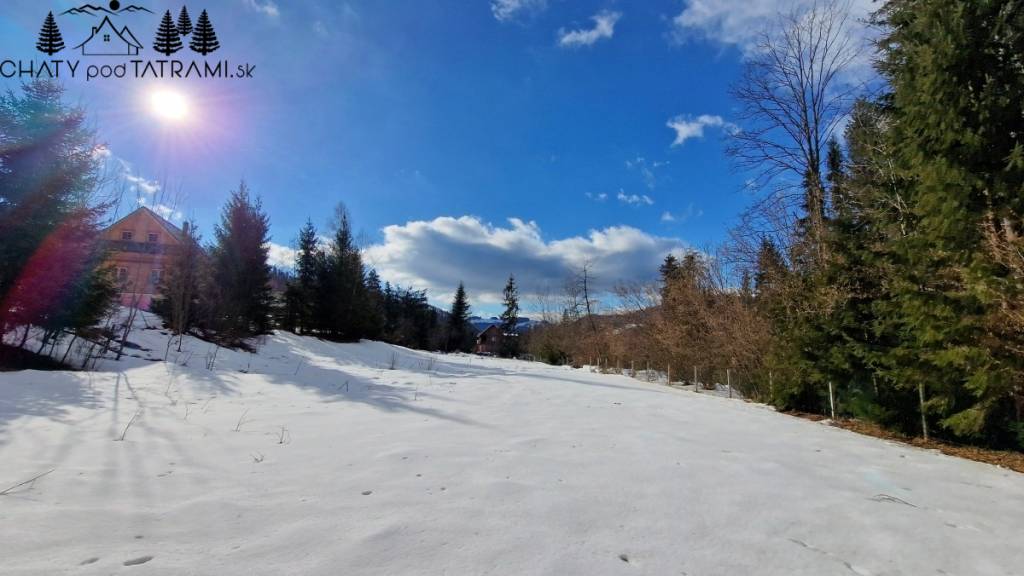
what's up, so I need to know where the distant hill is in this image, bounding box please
[469,316,540,334]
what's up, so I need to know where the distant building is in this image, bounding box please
[101,207,184,310]
[475,325,504,355]
[75,16,143,56]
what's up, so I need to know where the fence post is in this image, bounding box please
[769,370,774,400]
[828,381,836,420]
[727,368,732,399]
[667,365,671,385]
[630,360,635,377]
[919,382,929,441]
[693,365,699,393]
[646,360,650,381]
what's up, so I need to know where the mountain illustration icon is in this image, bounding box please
[62,2,154,17]
[74,15,143,56]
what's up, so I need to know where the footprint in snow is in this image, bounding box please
[79,557,99,566]
[123,555,154,566]
[361,490,373,496]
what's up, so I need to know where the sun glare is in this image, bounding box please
[149,89,191,123]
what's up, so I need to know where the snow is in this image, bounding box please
[1,314,1023,575]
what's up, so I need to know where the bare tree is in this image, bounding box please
[568,263,599,334]
[728,0,864,255]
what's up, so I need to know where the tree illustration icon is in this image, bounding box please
[190,10,220,56]
[36,12,65,56]
[153,10,183,56]
[177,7,193,37]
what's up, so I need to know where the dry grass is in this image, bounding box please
[780,409,1024,474]
[830,418,1024,474]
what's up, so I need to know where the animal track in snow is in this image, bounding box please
[123,555,154,566]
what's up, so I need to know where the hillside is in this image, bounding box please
[0,316,1022,575]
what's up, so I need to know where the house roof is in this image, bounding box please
[74,16,144,49]
[106,206,185,242]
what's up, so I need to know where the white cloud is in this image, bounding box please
[135,197,182,222]
[666,114,736,146]
[362,216,685,307]
[152,203,182,222]
[491,0,547,22]
[267,242,297,269]
[661,204,703,224]
[558,10,621,48]
[244,0,280,18]
[585,192,609,202]
[110,157,161,196]
[617,191,654,206]
[626,156,668,189]
[670,0,875,57]
[124,172,161,196]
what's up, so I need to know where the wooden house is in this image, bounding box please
[101,207,185,310]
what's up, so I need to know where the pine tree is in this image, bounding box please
[207,182,273,342]
[499,275,520,357]
[190,10,220,56]
[0,82,113,353]
[36,12,65,56]
[287,219,323,335]
[877,0,1024,446]
[447,283,473,352]
[177,6,194,36]
[322,204,370,342]
[364,269,386,341]
[153,10,183,56]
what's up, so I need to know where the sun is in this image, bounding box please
[149,89,191,124]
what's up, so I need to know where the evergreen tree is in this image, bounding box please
[659,254,680,281]
[658,254,680,301]
[364,269,386,341]
[207,182,273,342]
[499,274,520,357]
[36,12,65,56]
[0,81,114,357]
[190,10,220,56]
[500,275,520,333]
[877,0,1024,446]
[153,10,183,56]
[323,203,369,342]
[288,219,323,334]
[447,283,473,352]
[177,6,194,36]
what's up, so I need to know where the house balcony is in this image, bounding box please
[105,240,178,256]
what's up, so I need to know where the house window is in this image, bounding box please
[117,268,128,282]
[103,34,111,42]
[148,232,159,243]
[121,231,134,241]
[150,269,163,285]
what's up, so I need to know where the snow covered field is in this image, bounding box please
[1,320,1022,575]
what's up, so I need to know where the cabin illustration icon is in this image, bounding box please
[74,16,142,56]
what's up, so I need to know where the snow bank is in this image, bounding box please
[1,318,1022,575]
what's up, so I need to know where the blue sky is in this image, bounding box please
[0,0,871,313]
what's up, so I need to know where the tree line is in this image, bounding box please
[0,80,499,365]
[527,0,1024,452]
